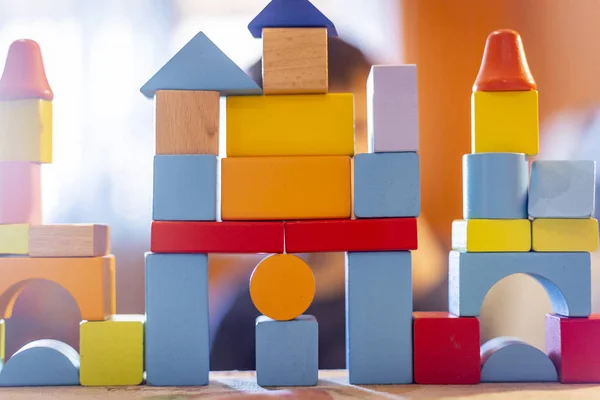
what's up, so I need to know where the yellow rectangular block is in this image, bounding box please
[452,219,531,252]
[0,100,52,163]
[226,94,354,157]
[28,224,110,257]
[532,218,599,252]
[221,156,351,220]
[471,90,539,155]
[80,314,145,386]
[0,224,29,254]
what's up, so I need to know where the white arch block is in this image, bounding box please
[367,65,418,153]
[449,251,591,317]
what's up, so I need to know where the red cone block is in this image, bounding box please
[0,39,53,101]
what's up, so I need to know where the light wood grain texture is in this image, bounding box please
[28,224,110,257]
[262,28,328,95]
[155,90,219,155]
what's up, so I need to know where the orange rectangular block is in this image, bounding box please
[29,224,110,257]
[221,156,351,220]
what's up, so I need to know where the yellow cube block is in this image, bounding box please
[80,314,144,386]
[471,90,538,155]
[452,219,531,252]
[0,224,29,254]
[0,100,52,163]
[532,218,599,252]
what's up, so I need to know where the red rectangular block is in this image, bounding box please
[151,221,284,253]
[413,312,480,384]
[546,314,600,383]
[285,218,417,253]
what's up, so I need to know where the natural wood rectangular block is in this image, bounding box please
[155,90,219,155]
[29,224,110,257]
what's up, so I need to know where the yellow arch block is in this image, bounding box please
[532,218,599,252]
[452,219,531,252]
[0,100,52,163]
[0,224,29,254]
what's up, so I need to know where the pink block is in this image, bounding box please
[0,162,41,224]
[367,65,418,153]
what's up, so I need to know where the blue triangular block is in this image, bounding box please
[249,0,338,38]
[140,32,262,98]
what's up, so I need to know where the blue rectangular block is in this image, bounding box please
[153,155,217,221]
[529,160,596,218]
[354,152,420,218]
[256,315,318,387]
[145,253,209,386]
[345,251,412,384]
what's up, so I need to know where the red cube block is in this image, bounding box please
[413,312,480,384]
[546,314,600,383]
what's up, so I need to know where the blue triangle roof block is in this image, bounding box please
[140,32,262,98]
[249,0,338,38]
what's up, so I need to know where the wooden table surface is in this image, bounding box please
[1,370,599,399]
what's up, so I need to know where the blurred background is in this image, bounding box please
[1,0,600,368]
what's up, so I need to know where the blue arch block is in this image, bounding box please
[0,340,79,386]
[449,251,591,317]
[481,337,558,382]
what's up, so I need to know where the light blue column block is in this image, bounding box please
[449,251,591,317]
[354,152,420,218]
[529,160,596,218]
[255,315,318,387]
[145,253,209,386]
[345,251,412,384]
[153,155,217,221]
[463,153,528,219]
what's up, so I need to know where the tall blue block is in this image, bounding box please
[345,251,412,384]
[153,155,217,221]
[463,153,528,219]
[449,251,591,317]
[145,253,209,386]
[354,152,420,218]
[529,160,596,218]
[255,315,318,387]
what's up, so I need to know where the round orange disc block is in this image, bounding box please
[250,254,315,321]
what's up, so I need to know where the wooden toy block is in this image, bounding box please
[151,221,284,253]
[463,153,529,219]
[452,219,531,252]
[226,94,354,157]
[354,152,420,218]
[0,99,52,163]
[80,314,144,386]
[546,314,600,383]
[145,253,209,386]
[256,315,318,387]
[367,65,418,153]
[0,255,115,321]
[0,224,29,254]
[0,39,53,101]
[346,251,412,384]
[529,160,596,218]
[248,0,338,38]
[0,339,79,386]
[0,162,41,224]
[140,32,261,98]
[285,218,417,253]
[28,224,110,257]
[532,218,598,252]
[153,155,217,221]
[250,254,315,321]
[262,28,327,95]
[412,312,480,384]
[481,337,558,382]
[449,251,591,317]
[221,156,351,220]
[155,90,219,155]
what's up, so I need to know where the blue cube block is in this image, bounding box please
[153,155,217,221]
[354,152,420,218]
[529,160,596,218]
[255,315,318,387]
[463,153,529,219]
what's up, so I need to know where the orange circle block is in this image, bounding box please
[0,39,53,101]
[250,254,315,321]
[472,29,536,92]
